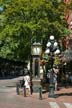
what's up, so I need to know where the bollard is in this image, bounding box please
[16,83,20,95]
[23,85,26,97]
[39,86,42,100]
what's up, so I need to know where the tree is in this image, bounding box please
[0,0,70,61]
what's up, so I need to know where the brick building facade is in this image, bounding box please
[64,0,72,49]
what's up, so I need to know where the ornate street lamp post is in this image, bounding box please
[45,35,60,98]
[31,42,42,92]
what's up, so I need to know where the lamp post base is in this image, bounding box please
[32,78,41,92]
[48,84,55,98]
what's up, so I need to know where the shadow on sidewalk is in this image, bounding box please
[56,92,72,98]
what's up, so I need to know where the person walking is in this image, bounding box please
[47,65,59,91]
[53,65,59,91]
[23,64,31,95]
[24,72,31,96]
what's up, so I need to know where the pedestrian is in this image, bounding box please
[24,71,31,96]
[53,65,59,91]
[40,65,44,80]
[24,73,31,95]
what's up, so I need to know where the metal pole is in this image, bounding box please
[48,71,55,97]
[23,86,26,97]
[48,56,55,98]
[39,86,42,100]
[16,83,19,95]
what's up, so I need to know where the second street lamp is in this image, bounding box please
[45,35,60,98]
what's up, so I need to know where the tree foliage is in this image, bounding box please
[0,0,70,61]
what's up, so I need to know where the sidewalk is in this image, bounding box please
[19,86,72,103]
[0,87,72,108]
[0,77,72,108]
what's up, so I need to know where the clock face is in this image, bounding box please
[31,46,42,55]
[33,47,40,54]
